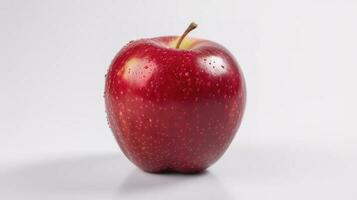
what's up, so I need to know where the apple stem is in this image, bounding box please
[175,22,198,49]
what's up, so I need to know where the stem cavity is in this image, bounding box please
[175,22,198,49]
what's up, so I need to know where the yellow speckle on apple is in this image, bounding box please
[119,57,156,87]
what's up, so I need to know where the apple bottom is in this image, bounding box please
[140,166,206,174]
[114,130,236,174]
[109,99,241,174]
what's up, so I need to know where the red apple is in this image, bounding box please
[105,23,246,173]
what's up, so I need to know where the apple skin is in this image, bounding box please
[105,36,246,173]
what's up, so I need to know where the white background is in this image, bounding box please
[1,0,356,199]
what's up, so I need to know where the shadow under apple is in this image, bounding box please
[0,153,233,199]
[118,169,234,199]
[0,144,312,199]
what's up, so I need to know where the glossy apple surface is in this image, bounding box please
[105,36,246,173]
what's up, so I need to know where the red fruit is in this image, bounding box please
[105,23,246,173]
